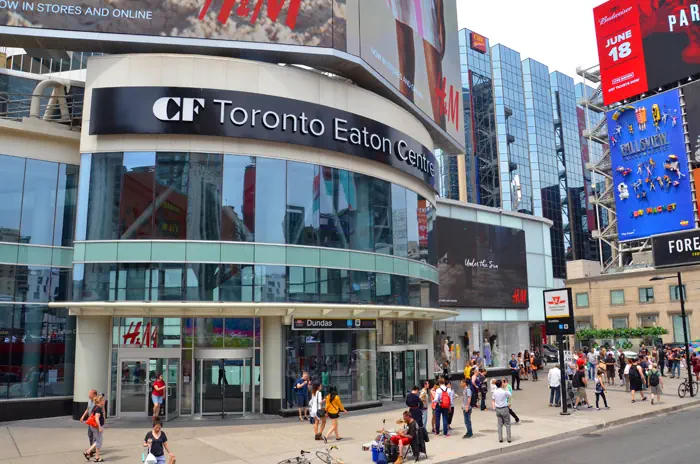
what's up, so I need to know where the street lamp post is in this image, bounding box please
[650,272,694,397]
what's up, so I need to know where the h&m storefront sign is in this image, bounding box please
[652,229,700,268]
[292,319,377,331]
[89,86,437,189]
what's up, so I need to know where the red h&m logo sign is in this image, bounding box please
[199,0,302,29]
[435,74,461,131]
[470,32,487,54]
[512,288,528,305]
[123,321,159,348]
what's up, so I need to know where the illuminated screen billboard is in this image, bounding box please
[0,0,465,152]
[607,89,694,241]
[437,217,528,309]
[594,0,700,106]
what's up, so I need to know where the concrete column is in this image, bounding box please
[262,316,283,414]
[416,320,435,381]
[72,315,111,419]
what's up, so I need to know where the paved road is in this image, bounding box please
[475,406,700,464]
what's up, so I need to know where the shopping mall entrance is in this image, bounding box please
[377,347,429,400]
[194,349,254,416]
[117,353,180,420]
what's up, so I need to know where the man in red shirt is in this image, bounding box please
[152,373,166,420]
[576,352,586,369]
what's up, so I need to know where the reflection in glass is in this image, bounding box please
[0,264,17,301]
[186,264,219,301]
[350,271,372,304]
[80,263,117,301]
[348,172,373,252]
[87,153,123,240]
[155,152,188,240]
[221,155,255,242]
[54,164,79,247]
[15,266,53,303]
[288,267,319,302]
[195,318,223,348]
[119,152,155,239]
[74,154,91,241]
[188,153,223,241]
[0,154,25,242]
[152,264,184,301]
[20,159,58,245]
[218,264,254,302]
[320,269,350,303]
[255,265,287,302]
[391,185,407,257]
[255,158,286,244]
[319,167,349,249]
[115,264,151,301]
[224,318,254,347]
[286,161,319,246]
[406,191,419,260]
[373,178,392,254]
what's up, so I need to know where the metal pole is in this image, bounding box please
[678,272,694,397]
[558,334,569,415]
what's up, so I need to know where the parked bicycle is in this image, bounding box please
[277,446,344,464]
[677,377,699,398]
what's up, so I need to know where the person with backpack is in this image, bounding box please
[648,363,663,405]
[629,359,648,403]
[433,378,453,436]
[446,379,455,430]
[572,364,592,410]
[477,368,488,411]
[594,369,610,410]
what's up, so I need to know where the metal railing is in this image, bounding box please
[0,91,83,129]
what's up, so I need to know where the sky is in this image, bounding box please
[456,0,608,79]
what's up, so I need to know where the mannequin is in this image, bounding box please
[483,340,492,367]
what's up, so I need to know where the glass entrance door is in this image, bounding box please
[165,358,179,421]
[391,351,405,398]
[200,358,251,415]
[119,359,148,417]
[377,352,391,399]
[405,351,416,392]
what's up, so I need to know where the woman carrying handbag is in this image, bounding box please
[144,418,175,464]
[83,395,105,462]
[309,382,326,440]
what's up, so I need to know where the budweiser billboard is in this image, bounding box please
[594,0,700,106]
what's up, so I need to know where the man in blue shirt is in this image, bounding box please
[295,371,310,421]
[509,354,521,390]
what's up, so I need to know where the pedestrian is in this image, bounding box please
[508,354,520,390]
[672,349,682,378]
[692,353,700,381]
[523,350,531,380]
[143,418,175,464]
[548,363,561,407]
[502,378,520,423]
[152,373,166,421]
[566,357,577,381]
[618,353,627,387]
[658,345,666,377]
[477,368,488,411]
[406,385,424,428]
[605,352,616,386]
[310,382,327,440]
[648,363,663,405]
[587,350,597,380]
[83,395,105,462]
[594,369,610,410]
[460,378,473,439]
[531,352,539,381]
[573,364,592,410]
[79,389,98,457]
[491,379,512,444]
[629,359,648,403]
[446,379,455,429]
[295,371,311,421]
[517,352,524,380]
[433,377,452,436]
[419,380,430,429]
[323,386,347,442]
[430,382,438,433]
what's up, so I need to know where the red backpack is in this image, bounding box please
[439,386,451,409]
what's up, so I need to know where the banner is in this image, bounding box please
[652,229,700,268]
[686,81,700,164]
[594,0,700,106]
[607,89,694,240]
[359,0,464,145]
[437,217,528,309]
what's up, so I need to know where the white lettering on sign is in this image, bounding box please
[668,236,700,254]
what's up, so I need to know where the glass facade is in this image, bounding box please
[0,153,78,402]
[284,326,377,407]
[492,45,532,214]
[76,152,436,264]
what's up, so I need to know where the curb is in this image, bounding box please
[436,398,700,464]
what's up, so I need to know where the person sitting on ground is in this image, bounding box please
[391,410,416,458]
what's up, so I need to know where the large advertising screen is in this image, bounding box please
[437,217,528,309]
[0,0,465,152]
[594,0,700,106]
[607,89,694,241]
[686,80,700,164]
[359,0,464,145]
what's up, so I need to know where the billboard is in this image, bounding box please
[686,80,700,164]
[0,0,465,153]
[437,217,528,309]
[470,31,487,54]
[594,0,700,105]
[607,89,694,241]
[359,0,464,144]
[652,229,700,268]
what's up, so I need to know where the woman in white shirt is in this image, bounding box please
[309,382,326,441]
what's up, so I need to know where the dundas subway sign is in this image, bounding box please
[89,86,437,189]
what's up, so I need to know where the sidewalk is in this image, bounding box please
[1,373,697,464]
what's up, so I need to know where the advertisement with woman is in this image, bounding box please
[359,0,464,144]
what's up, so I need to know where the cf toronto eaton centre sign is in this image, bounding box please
[90,87,437,189]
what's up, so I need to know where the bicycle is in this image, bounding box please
[677,377,699,398]
[277,446,344,464]
[277,450,312,464]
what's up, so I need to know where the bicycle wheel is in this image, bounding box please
[678,382,688,398]
[691,381,700,397]
[277,458,310,464]
[315,451,333,464]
